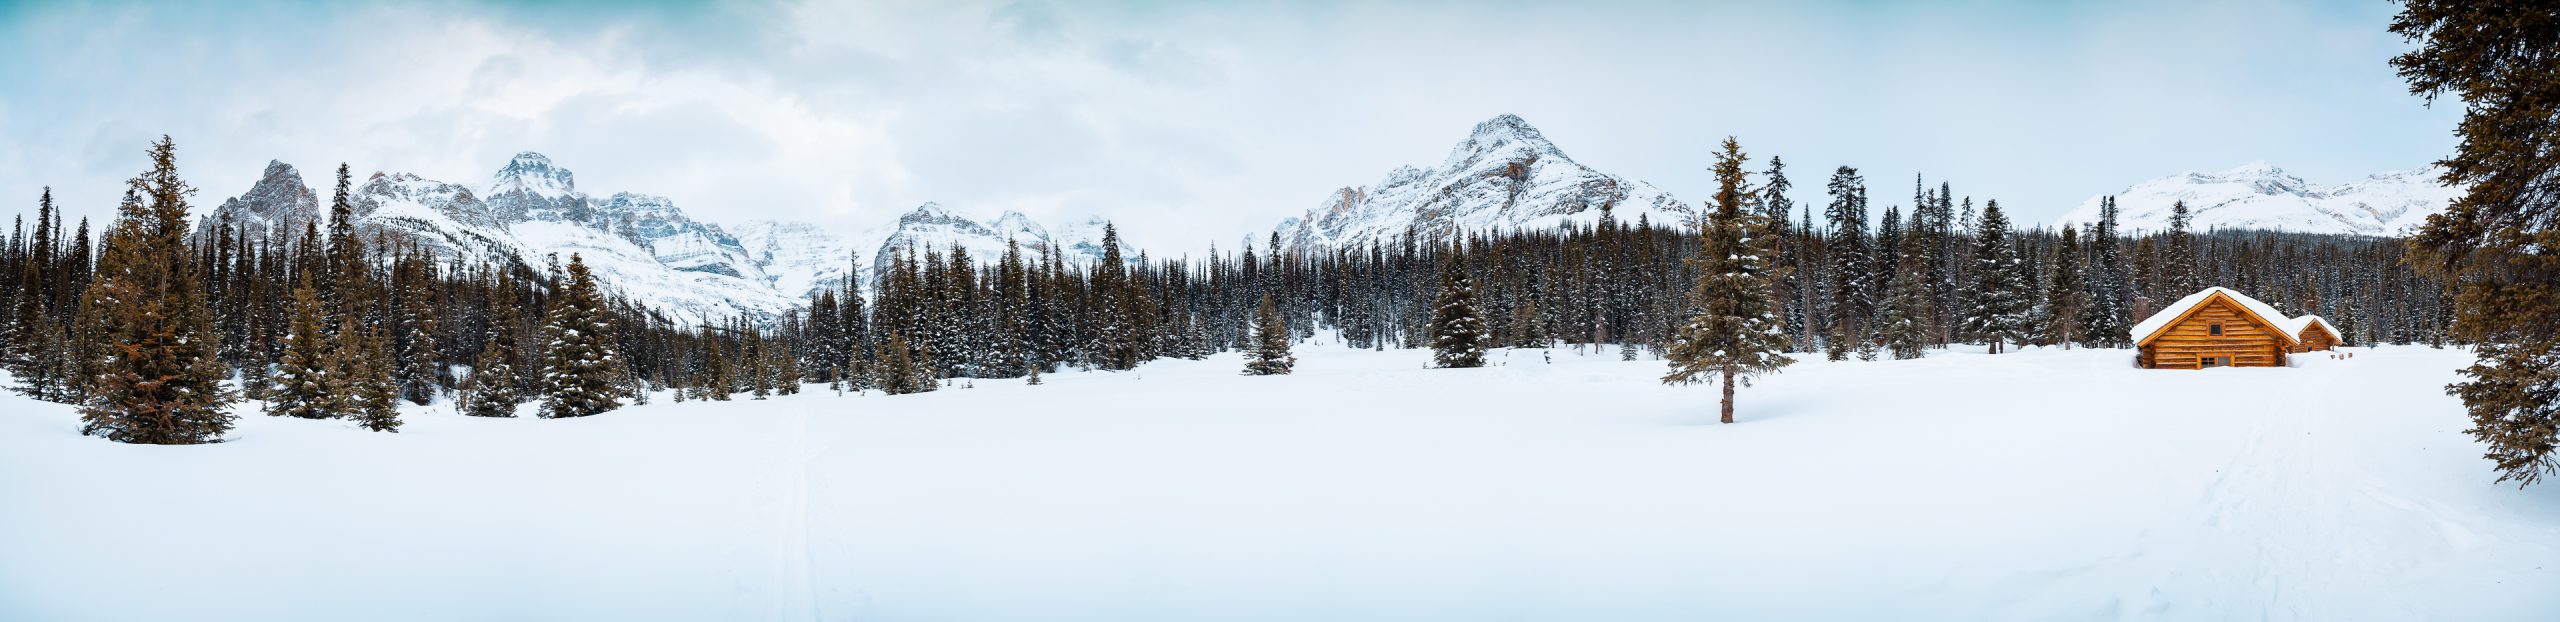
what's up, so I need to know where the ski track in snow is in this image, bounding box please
[3,344,2558,621]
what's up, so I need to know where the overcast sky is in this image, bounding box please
[0,0,2457,252]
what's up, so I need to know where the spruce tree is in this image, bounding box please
[268,274,336,419]
[1823,165,1873,360]
[343,320,401,432]
[2084,196,2132,347]
[2040,225,2090,348]
[1663,138,1793,424]
[2394,0,2560,485]
[459,277,524,418]
[1876,212,1934,360]
[2164,200,2200,294]
[1960,200,2034,353]
[1429,253,1488,368]
[1242,294,1294,375]
[75,136,237,444]
[702,332,733,401]
[536,254,626,418]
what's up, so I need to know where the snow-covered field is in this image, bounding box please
[3,344,2556,621]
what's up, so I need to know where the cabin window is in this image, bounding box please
[2209,323,2224,336]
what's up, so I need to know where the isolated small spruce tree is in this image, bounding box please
[1242,294,1294,376]
[1429,255,1488,368]
[536,254,626,418]
[1662,137,1793,424]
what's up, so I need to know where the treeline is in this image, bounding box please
[0,137,2451,444]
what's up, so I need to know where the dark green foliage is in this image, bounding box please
[537,254,625,418]
[75,136,237,444]
[2394,0,2560,485]
[1242,294,1293,376]
[1663,138,1793,424]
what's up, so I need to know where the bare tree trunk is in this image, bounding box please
[1719,369,1736,424]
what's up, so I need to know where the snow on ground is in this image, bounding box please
[3,344,2557,621]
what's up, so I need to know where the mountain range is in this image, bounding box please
[2054,161,2457,236]
[205,116,2461,321]
[208,154,1126,323]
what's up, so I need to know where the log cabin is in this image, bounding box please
[2130,287,2344,369]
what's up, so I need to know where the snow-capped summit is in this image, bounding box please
[1276,114,1688,250]
[2057,162,2460,236]
[484,152,592,224]
[210,160,320,238]
[488,152,576,200]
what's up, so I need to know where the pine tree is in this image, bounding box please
[2040,224,2090,349]
[1429,251,1488,368]
[2164,200,2200,294]
[459,276,524,418]
[2085,196,2132,347]
[1823,166,1873,360]
[1663,137,1793,424]
[702,331,733,401]
[1960,200,2034,353]
[342,320,401,432]
[1876,211,1934,360]
[2394,0,2560,485]
[1242,294,1294,376]
[536,254,626,418]
[747,327,772,400]
[75,136,237,444]
[395,261,442,406]
[268,274,336,419]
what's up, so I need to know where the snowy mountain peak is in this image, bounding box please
[1442,113,1567,170]
[489,151,577,199]
[212,160,320,230]
[2057,162,2460,236]
[1277,114,1687,249]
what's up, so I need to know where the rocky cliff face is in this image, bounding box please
[209,160,321,238]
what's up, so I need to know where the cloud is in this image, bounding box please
[0,0,2462,253]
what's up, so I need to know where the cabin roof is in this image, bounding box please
[2131,287,2329,346]
[2280,315,2338,340]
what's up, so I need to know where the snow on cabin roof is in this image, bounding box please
[2130,287,2328,345]
[2280,315,2338,340]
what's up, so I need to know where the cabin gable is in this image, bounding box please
[2136,293,2295,369]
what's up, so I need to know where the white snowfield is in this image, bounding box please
[3,344,2556,621]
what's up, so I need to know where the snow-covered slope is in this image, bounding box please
[1277,114,1690,250]
[208,160,321,239]
[7,345,2554,620]
[2057,162,2459,236]
[731,220,862,302]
